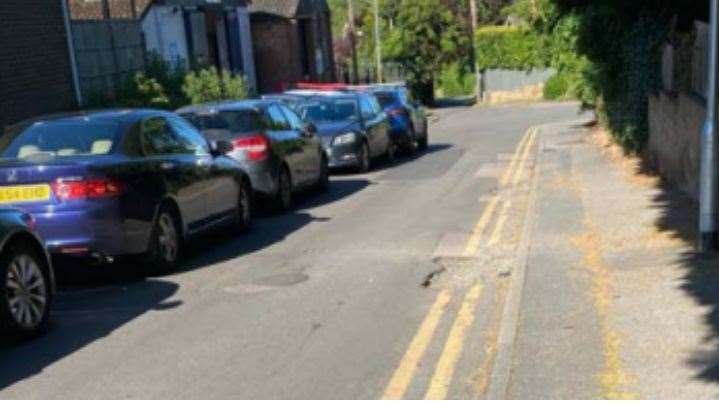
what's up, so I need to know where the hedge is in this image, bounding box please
[475,26,550,71]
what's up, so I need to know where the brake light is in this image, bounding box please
[233,134,269,161]
[388,108,405,117]
[52,179,125,201]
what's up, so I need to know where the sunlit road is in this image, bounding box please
[0,102,583,399]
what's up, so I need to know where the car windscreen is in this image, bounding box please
[0,119,121,160]
[374,92,398,108]
[298,99,359,123]
[182,110,262,133]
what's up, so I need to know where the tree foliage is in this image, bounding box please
[384,0,469,104]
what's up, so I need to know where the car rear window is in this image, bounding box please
[298,99,359,122]
[374,92,398,108]
[0,119,120,160]
[182,110,262,133]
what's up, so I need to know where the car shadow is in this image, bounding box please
[177,178,372,271]
[0,277,180,391]
[331,143,454,176]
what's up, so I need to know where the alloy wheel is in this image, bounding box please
[157,213,179,263]
[6,254,47,329]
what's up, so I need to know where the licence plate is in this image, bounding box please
[0,185,51,204]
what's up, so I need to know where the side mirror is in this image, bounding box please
[302,122,318,136]
[211,139,234,156]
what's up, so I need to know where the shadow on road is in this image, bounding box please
[331,143,454,177]
[622,148,719,385]
[0,278,180,391]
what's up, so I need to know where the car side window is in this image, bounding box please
[279,105,305,131]
[359,96,375,120]
[167,116,210,156]
[266,105,291,131]
[141,117,185,156]
[369,96,383,115]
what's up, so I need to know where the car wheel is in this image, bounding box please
[386,141,397,163]
[235,179,252,232]
[419,122,429,150]
[356,143,371,173]
[148,207,181,273]
[316,155,330,192]
[0,241,52,340]
[407,127,419,155]
[274,166,293,212]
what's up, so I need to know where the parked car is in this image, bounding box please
[0,110,254,272]
[295,92,394,173]
[177,100,329,211]
[371,85,429,153]
[0,209,54,339]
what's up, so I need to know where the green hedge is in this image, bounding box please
[475,26,549,71]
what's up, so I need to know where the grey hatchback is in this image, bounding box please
[178,100,329,211]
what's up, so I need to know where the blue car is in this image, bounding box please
[0,110,253,272]
[371,85,429,153]
[0,209,54,340]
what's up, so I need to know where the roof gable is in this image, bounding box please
[249,0,328,18]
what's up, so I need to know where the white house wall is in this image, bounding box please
[142,6,190,68]
[236,7,257,92]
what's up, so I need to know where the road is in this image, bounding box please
[0,102,586,399]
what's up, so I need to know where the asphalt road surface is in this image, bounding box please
[0,102,585,399]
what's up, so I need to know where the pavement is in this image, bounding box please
[3,101,719,399]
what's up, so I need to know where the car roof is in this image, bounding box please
[5,109,168,131]
[176,99,270,114]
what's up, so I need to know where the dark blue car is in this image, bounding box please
[371,85,429,153]
[0,110,253,272]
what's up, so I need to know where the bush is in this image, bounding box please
[437,63,476,97]
[543,73,569,100]
[182,68,249,105]
[115,73,171,109]
[475,26,549,71]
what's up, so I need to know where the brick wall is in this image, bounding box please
[251,15,304,94]
[647,91,705,200]
[0,0,77,130]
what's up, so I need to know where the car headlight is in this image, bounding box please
[333,132,357,146]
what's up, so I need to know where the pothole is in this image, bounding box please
[254,273,309,287]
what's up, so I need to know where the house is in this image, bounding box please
[249,0,336,93]
[141,0,257,90]
[0,0,80,129]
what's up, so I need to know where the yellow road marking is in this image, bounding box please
[425,283,483,400]
[487,200,512,247]
[382,290,452,400]
[463,195,501,256]
[511,129,537,186]
[500,127,533,186]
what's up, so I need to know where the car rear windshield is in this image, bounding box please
[298,99,359,123]
[374,92,398,108]
[0,119,120,160]
[182,110,262,134]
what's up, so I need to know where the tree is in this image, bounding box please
[384,0,469,105]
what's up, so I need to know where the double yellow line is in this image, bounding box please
[381,127,538,400]
[463,127,537,256]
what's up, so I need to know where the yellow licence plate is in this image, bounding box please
[0,185,51,204]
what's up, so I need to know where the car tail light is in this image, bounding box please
[388,108,405,117]
[52,179,125,201]
[233,134,269,161]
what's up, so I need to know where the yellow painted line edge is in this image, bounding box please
[381,289,453,400]
[424,283,484,400]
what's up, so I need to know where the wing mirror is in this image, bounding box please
[211,139,234,156]
[302,122,318,136]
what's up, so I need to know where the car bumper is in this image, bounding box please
[325,142,362,169]
[26,199,149,259]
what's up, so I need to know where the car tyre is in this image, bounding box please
[274,166,293,212]
[147,207,182,274]
[235,178,253,232]
[386,141,397,163]
[315,155,330,192]
[0,241,52,340]
[356,143,371,173]
[418,122,429,151]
